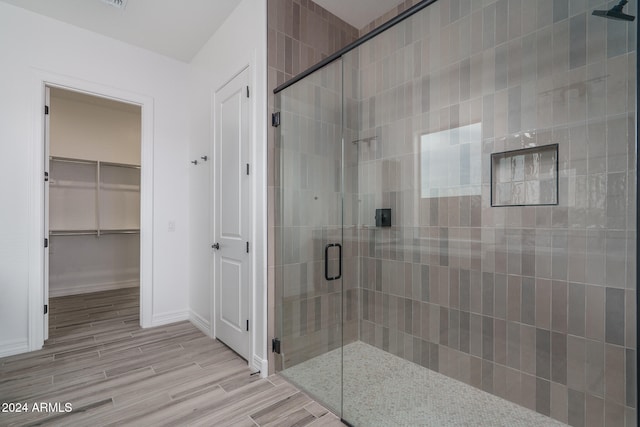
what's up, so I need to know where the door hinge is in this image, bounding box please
[246,163,250,175]
[44,238,48,248]
[272,338,281,354]
[44,304,48,314]
[246,319,249,331]
[271,112,280,127]
[44,105,49,115]
[44,171,49,182]
[246,86,250,98]
[246,241,250,253]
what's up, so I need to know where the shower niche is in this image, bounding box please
[490,144,558,207]
[274,0,637,426]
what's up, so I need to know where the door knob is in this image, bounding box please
[212,243,220,250]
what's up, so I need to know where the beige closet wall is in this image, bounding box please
[50,88,141,164]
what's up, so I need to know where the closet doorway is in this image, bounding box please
[44,86,142,340]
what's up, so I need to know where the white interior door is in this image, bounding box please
[43,86,50,340]
[214,68,251,360]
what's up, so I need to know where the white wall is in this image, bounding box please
[0,2,190,356]
[188,0,268,373]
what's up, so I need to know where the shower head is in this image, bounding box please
[592,0,635,21]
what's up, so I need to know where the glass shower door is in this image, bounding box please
[274,59,345,415]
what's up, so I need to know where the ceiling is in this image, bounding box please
[1,0,405,61]
[312,0,406,29]
[0,0,241,62]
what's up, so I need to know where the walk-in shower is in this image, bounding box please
[273,0,638,425]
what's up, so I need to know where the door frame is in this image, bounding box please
[43,86,50,341]
[29,71,154,350]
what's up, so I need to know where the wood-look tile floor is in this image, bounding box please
[0,288,341,427]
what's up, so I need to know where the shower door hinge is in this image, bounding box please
[44,105,49,115]
[246,319,249,331]
[272,338,281,354]
[271,112,280,127]
[246,163,250,175]
[44,171,49,182]
[246,241,250,253]
[44,304,48,314]
[44,238,48,248]
[246,86,250,98]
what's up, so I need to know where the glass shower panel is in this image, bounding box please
[274,59,345,415]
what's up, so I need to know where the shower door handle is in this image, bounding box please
[324,243,342,281]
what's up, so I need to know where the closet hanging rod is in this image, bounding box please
[49,156,140,169]
[100,229,140,235]
[49,156,98,165]
[49,229,140,236]
[100,161,141,170]
[49,230,98,236]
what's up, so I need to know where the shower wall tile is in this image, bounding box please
[625,407,637,427]
[536,328,552,380]
[521,324,537,376]
[586,339,605,397]
[585,285,605,341]
[521,372,537,410]
[507,275,521,322]
[625,348,636,408]
[605,401,626,427]
[537,377,552,416]
[605,344,626,405]
[605,287,626,346]
[521,277,536,325]
[552,331,568,385]
[568,282,586,337]
[569,388,586,427]
[482,359,494,393]
[586,394,605,427]
[552,280,568,333]
[551,381,569,423]
[569,13,587,69]
[507,321,521,370]
[536,279,552,330]
[625,289,636,348]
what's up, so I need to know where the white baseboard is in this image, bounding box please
[151,310,189,327]
[0,339,29,358]
[49,280,139,298]
[189,311,211,337]
[252,355,268,378]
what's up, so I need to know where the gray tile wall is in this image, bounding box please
[359,0,423,37]
[353,0,637,425]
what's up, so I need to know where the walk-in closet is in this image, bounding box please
[46,87,141,317]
